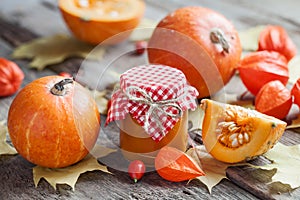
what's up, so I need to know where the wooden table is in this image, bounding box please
[1,0,300,199]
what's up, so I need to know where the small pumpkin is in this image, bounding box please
[58,0,145,45]
[8,76,100,168]
[255,80,292,119]
[200,99,286,163]
[148,6,242,98]
[258,25,297,61]
[0,58,24,97]
[237,50,289,95]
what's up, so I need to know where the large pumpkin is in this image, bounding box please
[8,76,100,168]
[148,6,242,98]
[58,0,145,44]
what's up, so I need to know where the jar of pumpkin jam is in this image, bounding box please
[106,64,198,165]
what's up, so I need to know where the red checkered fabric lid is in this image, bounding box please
[106,64,198,141]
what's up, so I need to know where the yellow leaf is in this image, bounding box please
[287,114,300,129]
[0,120,17,155]
[129,18,158,41]
[186,146,246,193]
[212,92,255,109]
[89,89,109,115]
[33,145,116,190]
[90,144,117,158]
[288,55,300,85]
[12,34,105,70]
[258,142,300,189]
[188,105,204,130]
[238,25,265,51]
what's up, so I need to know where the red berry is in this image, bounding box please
[135,41,147,55]
[59,72,72,78]
[128,160,146,183]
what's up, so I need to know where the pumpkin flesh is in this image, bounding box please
[201,99,286,163]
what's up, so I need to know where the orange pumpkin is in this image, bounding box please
[200,99,286,163]
[58,0,145,45]
[8,76,100,168]
[148,6,242,98]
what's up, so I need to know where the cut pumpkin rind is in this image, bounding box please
[200,99,286,163]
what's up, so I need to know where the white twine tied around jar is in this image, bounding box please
[125,86,183,136]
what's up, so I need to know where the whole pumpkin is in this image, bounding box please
[148,6,242,98]
[8,76,100,168]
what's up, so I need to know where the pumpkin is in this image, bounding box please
[0,58,24,97]
[255,80,292,119]
[8,76,100,168]
[147,6,242,98]
[237,50,289,95]
[58,0,145,45]
[258,25,297,61]
[155,146,205,182]
[291,78,300,108]
[200,99,286,163]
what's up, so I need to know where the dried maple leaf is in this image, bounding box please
[129,18,158,41]
[12,34,105,70]
[256,142,300,190]
[89,89,109,115]
[238,25,265,51]
[186,145,247,193]
[212,92,255,109]
[188,105,204,130]
[33,145,116,190]
[287,114,300,129]
[0,120,17,155]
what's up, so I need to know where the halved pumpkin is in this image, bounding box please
[59,0,145,44]
[200,99,286,163]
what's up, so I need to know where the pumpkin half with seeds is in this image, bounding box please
[200,99,286,163]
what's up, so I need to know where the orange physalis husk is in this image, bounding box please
[155,146,205,182]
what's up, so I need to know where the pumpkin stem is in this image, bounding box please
[210,28,229,53]
[50,78,73,96]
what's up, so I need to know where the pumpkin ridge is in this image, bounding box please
[55,91,74,168]
[25,111,39,161]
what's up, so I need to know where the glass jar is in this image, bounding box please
[119,111,188,165]
[106,64,198,166]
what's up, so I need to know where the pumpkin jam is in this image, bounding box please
[119,111,188,166]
